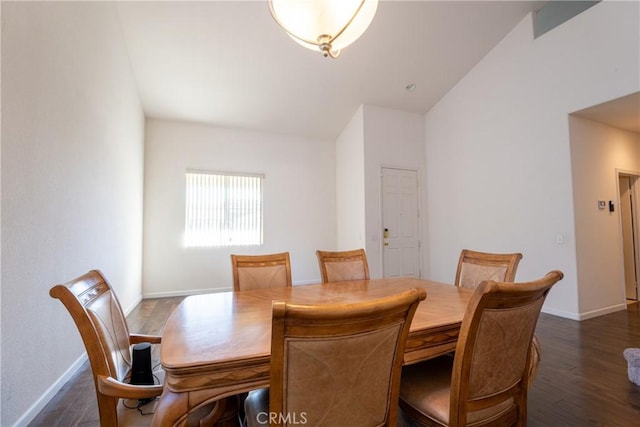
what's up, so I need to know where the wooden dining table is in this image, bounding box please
[151,277,473,427]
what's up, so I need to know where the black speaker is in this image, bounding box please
[130,342,154,385]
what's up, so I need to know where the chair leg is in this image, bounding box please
[215,396,241,427]
[236,392,248,426]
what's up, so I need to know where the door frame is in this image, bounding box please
[379,165,423,278]
[616,168,640,302]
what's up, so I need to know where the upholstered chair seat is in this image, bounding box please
[399,271,563,427]
[401,348,518,426]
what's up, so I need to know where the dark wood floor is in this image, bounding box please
[527,301,640,426]
[31,298,640,426]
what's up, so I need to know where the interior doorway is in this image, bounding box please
[619,173,640,301]
[381,167,420,278]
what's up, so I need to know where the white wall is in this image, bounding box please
[423,1,639,319]
[0,2,4,422]
[362,105,427,278]
[570,115,640,317]
[143,119,336,294]
[1,2,144,426]
[335,106,366,251]
[334,105,427,278]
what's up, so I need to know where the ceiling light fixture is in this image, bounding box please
[268,0,379,59]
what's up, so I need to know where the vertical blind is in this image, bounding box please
[184,172,263,247]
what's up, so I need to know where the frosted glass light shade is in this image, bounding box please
[269,0,379,58]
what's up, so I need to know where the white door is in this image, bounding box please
[381,168,420,278]
[620,175,638,300]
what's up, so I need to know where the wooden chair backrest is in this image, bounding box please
[269,288,426,426]
[231,252,292,292]
[453,249,543,385]
[316,248,370,283]
[450,270,563,426]
[454,249,522,289]
[50,270,132,426]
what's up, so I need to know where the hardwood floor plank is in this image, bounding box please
[528,304,640,425]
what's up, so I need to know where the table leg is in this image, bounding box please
[152,389,239,427]
[199,397,240,427]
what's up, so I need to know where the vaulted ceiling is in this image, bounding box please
[116,1,548,140]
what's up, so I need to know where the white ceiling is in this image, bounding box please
[116,1,548,140]
[573,92,640,133]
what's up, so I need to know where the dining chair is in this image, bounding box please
[231,252,292,291]
[454,249,541,385]
[399,270,563,427]
[230,252,293,424]
[49,270,164,426]
[454,249,522,290]
[244,288,427,427]
[316,248,370,283]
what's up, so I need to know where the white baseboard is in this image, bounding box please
[293,279,321,286]
[143,286,230,299]
[142,280,323,299]
[541,306,581,320]
[577,303,627,320]
[123,294,143,316]
[542,303,627,321]
[12,353,87,427]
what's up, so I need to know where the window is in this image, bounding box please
[184,171,263,247]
